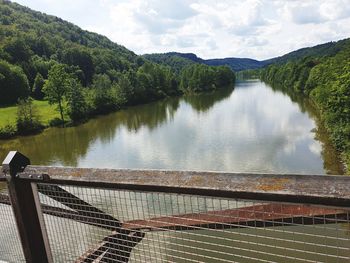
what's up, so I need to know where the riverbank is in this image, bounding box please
[0,84,234,140]
[260,69,349,174]
[267,81,346,174]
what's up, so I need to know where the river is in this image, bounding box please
[0,80,347,262]
[0,80,344,174]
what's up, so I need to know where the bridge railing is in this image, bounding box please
[1,151,350,263]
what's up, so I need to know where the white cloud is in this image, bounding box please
[284,0,350,24]
[13,0,350,60]
[287,3,327,24]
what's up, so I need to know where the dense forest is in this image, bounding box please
[142,53,196,73]
[259,39,350,171]
[0,0,235,138]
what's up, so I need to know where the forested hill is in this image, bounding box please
[205,57,267,71]
[142,53,196,73]
[265,38,350,65]
[167,52,205,63]
[144,52,266,71]
[0,0,138,88]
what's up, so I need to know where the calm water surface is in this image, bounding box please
[0,80,347,262]
[0,79,343,174]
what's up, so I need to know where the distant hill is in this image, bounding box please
[205,57,267,71]
[144,52,266,71]
[145,38,350,72]
[167,52,205,63]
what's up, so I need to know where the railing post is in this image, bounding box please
[2,151,52,263]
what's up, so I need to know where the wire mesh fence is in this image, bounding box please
[0,180,25,262]
[35,183,350,263]
[1,153,350,263]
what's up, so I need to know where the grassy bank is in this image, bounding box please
[0,100,60,128]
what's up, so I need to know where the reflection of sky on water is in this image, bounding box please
[77,81,324,174]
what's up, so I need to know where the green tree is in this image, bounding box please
[43,64,71,124]
[32,72,45,99]
[0,60,30,105]
[3,37,32,63]
[91,74,118,113]
[32,37,55,58]
[66,78,88,122]
[117,74,134,103]
[61,47,94,86]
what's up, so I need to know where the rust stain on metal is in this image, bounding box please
[70,170,84,177]
[257,178,291,191]
[122,203,348,231]
[184,175,205,187]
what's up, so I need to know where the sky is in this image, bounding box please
[13,0,350,60]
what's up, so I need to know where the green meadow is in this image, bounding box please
[0,100,60,128]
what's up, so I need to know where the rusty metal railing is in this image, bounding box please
[1,151,350,262]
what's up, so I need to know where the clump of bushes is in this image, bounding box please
[0,98,44,139]
[16,98,44,135]
[0,124,16,139]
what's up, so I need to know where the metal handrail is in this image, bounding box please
[2,165,348,207]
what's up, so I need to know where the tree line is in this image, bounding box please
[0,58,234,138]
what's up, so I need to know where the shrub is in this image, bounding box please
[16,98,44,135]
[0,124,17,139]
[49,117,65,127]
